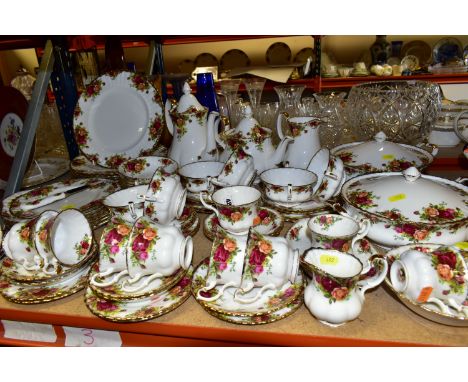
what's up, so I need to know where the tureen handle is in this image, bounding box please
[402,167,421,182]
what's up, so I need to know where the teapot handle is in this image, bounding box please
[164,99,174,136]
[356,256,388,300]
[276,112,288,141]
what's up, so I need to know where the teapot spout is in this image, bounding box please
[165,98,174,136]
[271,136,293,167]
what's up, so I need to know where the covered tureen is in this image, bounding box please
[331,131,436,178]
[341,167,467,247]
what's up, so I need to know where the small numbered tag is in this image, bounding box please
[1,320,57,343]
[382,154,395,160]
[455,242,468,250]
[320,254,339,265]
[63,326,122,347]
[388,193,406,202]
[417,286,433,303]
[60,204,76,210]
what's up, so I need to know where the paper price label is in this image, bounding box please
[63,326,122,347]
[1,320,57,343]
[417,286,433,303]
[455,242,468,250]
[320,254,339,265]
[60,204,76,211]
[382,154,395,160]
[388,193,406,202]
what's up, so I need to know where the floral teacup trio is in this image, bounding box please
[2,208,96,275]
[196,228,299,304]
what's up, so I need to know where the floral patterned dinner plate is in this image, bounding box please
[89,260,187,301]
[203,207,284,241]
[192,258,305,317]
[207,296,303,325]
[84,268,193,323]
[73,71,164,168]
[0,260,92,304]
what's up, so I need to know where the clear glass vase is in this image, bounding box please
[313,91,347,148]
[274,85,306,116]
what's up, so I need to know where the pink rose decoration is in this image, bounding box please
[438,209,455,219]
[110,245,120,254]
[132,234,149,252]
[97,300,118,311]
[219,207,233,217]
[435,250,457,269]
[254,265,264,274]
[249,247,266,266]
[139,251,148,261]
[219,262,227,271]
[258,209,269,220]
[104,229,122,246]
[214,245,230,262]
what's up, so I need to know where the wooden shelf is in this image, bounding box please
[320,73,468,89]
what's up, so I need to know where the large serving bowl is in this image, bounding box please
[341,167,468,247]
[344,80,441,144]
[331,131,436,178]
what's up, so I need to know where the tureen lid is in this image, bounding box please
[332,132,432,172]
[342,167,468,224]
[176,82,204,112]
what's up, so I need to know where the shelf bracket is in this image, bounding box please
[4,40,55,197]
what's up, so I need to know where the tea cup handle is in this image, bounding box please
[128,201,137,219]
[351,219,371,253]
[199,192,219,217]
[233,283,276,304]
[197,281,237,302]
[21,257,42,271]
[90,269,129,287]
[276,112,288,141]
[356,256,388,300]
[425,297,453,316]
[121,272,163,293]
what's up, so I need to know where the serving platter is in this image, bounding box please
[73,71,164,168]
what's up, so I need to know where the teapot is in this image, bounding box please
[217,105,292,174]
[165,82,220,167]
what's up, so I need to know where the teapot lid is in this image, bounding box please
[234,105,261,135]
[331,131,433,173]
[176,82,204,113]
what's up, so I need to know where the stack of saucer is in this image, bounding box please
[70,156,120,181]
[85,216,193,322]
[0,209,97,304]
